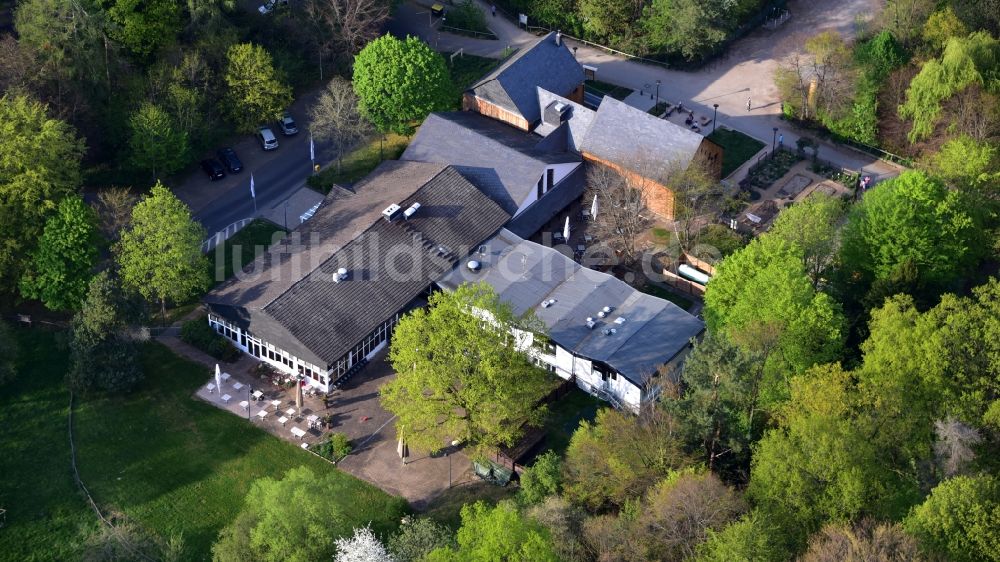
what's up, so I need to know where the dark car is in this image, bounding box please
[216,147,243,173]
[201,158,226,181]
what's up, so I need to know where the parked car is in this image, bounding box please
[216,147,243,173]
[201,159,226,181]
[279,114,298,136]
[257,127,279,150]
[258,0,287,14]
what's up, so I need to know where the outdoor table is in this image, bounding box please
[206,383,216,393]
[307,414,319,428]
[239,400,249,411]
[252,390,264,401]
[285,407,297,418]
[233,382,244,391]
[553,232,564,241]
[221,394,231,404]
[584,234,594,243]
[278,416,289,426]
[221,373,231,382]
[290,427,307,440]
[577,245,586,253]
[256,409,268,420]
[271,399,282,411]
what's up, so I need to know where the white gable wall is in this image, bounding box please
[514,162,582,216]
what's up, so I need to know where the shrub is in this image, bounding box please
[315,432,353,462]
[446,1,488,33]
[519,451,562,505]
[180,317,241,362]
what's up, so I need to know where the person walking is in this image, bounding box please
[778,133,784,148]
[491,4,496,16]
[747,97,752,111]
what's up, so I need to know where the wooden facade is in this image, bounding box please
[462,93,531,131]
[581,152,677,219]
[695,139,725,180]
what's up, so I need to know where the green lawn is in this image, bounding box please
[212,218,287,282]
[640,282,695,311]
[0,329,408,560]
[0,330,97,562]
[543,388,605,455]
[585,79,634,101]
[307,133,412,193]
[707,128,766,178]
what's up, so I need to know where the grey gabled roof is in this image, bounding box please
[579,96,705,171]
[468,32,584,125]
[205,163,511,367]
[438,229,704,385]
[401,112,579,214]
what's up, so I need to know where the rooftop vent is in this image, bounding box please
[614,317,626,325]
[541,299,556,308]
[597,310,606,318]
[585,317,596,330]
[467,260,481,272]
[382,203,402,222]
[543,100,571,126]
[603,306,612,313]
[333,267,348,283]
[403,202,421,220]
[603,328,617,336]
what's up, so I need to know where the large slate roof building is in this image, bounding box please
[204,161,510,391]
[463,31,585,131]
[439,229,705,411]
[401,111,585,238]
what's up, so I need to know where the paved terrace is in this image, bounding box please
[188,345,476,508]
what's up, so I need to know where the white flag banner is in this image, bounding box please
[250,173,256,198]
[309,134,315,163]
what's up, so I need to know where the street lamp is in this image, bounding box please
[655,79,660,109]
[772,127,779,156]
[712,104,719,133]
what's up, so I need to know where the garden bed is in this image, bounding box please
[741,149,803,191]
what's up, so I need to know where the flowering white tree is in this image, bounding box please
[334,526,395,562]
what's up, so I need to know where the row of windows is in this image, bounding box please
[208,315,324,383]
[331,313,400,379]
[535,168,557,199]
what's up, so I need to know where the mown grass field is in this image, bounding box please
[0,329,407,561]
[211,218,287,282]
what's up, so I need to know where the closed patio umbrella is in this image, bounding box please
[215,364,222,391]
[591,194,599,220]
[563,216,570,242]
[295,381,303,412]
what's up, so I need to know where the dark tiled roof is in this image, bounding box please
[401,112,579,214]
[468,32,584,125]
[259,166,511,365]
[439,229,704,386]
[579,97,705,171]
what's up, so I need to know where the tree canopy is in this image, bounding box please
[116,182,210,317]
[0,94,85,295]
[425,501,559,562]
[19,195,99,311]
[128,102,190,179]
[382,283,553,456]
[223,43,293,134]
[840,170,979,297]
[352,34,452,135]
[904,474,1000,562]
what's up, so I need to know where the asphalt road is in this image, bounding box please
[173,88,331,237]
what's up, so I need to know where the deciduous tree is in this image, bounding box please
[301,0,390,78]
[116,182,210,319]
[840,171,978,297]
[128,102,190,179]
[310,77,372,172]
[352,34,451,135]
[801,520,925,562]
[223,43,292,134]
[695,510,787,562]
[425,501,559,562]
[388,518,454,562]
[92,187,138,241]
[0,94,84,295]
[519,450,563,505]
[635,470,746,560]
[334,526,395,562]
[584,164,652,266]
[563,407,690,511]
[382,283,552,456]
[922,135,1000,195]
[767,193,845,288]
[102,0,181,58]
[904,474,1000,562]
[774,31,856,121]
[19,195,99,311]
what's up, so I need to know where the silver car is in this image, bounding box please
[257,127,278,150]
[279,114,298,136]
